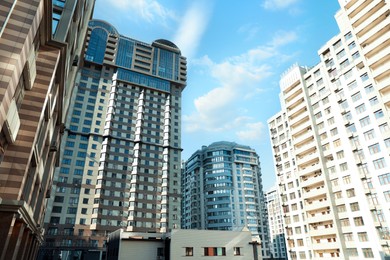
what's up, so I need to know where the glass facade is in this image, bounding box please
[116,38,134,69]
[117,68,170,92]
[85,28,108,64]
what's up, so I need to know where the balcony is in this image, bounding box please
[362,28,390,55]
[354,1,388,37]
[291,118,311,134]
[296,152,319,165]
[312,241,338,250]
[284,87,303,105]
[309,226,336,237]
[306,212,333,224]
[350,0,381,28]
[303,185,327,200]
[368,43,390,69]
[305,198,329,211]
[299,163,321,177]
[293,130,313,147]
[301,176,324,190]
[288,99,306,117]
[294,140,316,157]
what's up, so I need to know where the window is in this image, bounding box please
[204,247,226,256]
[355,103,366,114]
[369,96,379,106]
[384,190,390,202]
[373,158,386,170]
[380,123,390,134]
[343,175,351,184]
[375,110,384,119]
[360,116,371,127]
[358,232,368,242]
[340,163,348,171]
[368,143,380,155]
[346,248,358,257]
[185,247,193,256]
[344,233,353,241]
[354,217,364,226]
[360,73,369,82]
[350,202,359,212]
[364,130,375,140]
[52,206,62,213]
[340,218,350,227]
[346,188,355,198]
[365,84,374,93]
[330,128,338,136]
[351,91,361,102]
[362,248,374,258]
[379,173,390,185]
[345,31,353,40]
[233,247,241,256]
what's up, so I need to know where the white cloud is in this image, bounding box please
[238,24,261,41]
[271,30,298,46]
[105,0,176,23]
[173,1,212,59]
[262,0,300,10]
[183,30,298,138]
[236,122,264,142]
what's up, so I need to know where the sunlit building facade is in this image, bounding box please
[42,19,187,259]
[182,141,270,259]
[265,186,287,260]
[0,0,94,259]
[268,1,390,259]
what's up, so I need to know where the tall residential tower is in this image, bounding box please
[182,141,270,259]
[268,0,390,259]
[41,20,187,259]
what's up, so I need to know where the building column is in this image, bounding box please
[1,218,25,260]
[0,212,17,260]
[16,228,31,260]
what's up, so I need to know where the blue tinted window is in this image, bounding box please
[117,68,170,92]
[158,49,174,80]
[116,38,134,69]
[85,28,108,64]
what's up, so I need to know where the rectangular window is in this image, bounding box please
[364,129,375,141]
[350,202,359,212]
[375,110,384,119]
[360,73,369,82]
[373,158,386,170]
[379,173,390,185]
[355,103,366,114]
[185,247,193,256]
[359,116,371,127]
[368,143,381,155]
[204,247,226,256]
[351,91,361,102]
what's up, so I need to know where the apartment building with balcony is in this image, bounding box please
[0,0,94,259]
[265,186,287,260]
[41,19,187,259]
[268,1,390,259]
[181,141,271,259]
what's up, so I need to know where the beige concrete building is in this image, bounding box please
[107,229,262,260]
[0,0,94,259]
[268,1,390,259]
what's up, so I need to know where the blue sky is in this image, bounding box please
[93,0,341,190]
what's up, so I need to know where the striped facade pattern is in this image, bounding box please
[0,0,62,259]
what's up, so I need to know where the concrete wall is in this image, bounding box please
[170,229,261,260]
